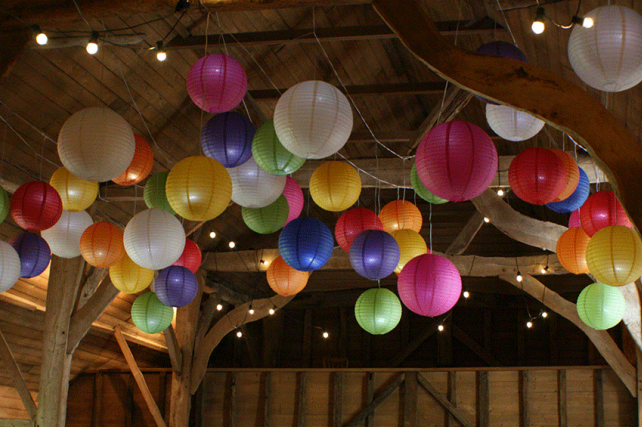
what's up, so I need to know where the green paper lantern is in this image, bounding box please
[576,282,626,330]
[411,164,448,205]
[242,195,289,234]
[252,120,305,175]
[355,288,402,335]
[0,187,9,224]
[131,292,174,334]
[144,171,176,215]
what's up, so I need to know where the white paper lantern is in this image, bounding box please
[58,107,136,182]
[41,210,93,258]
[273,80,353,159]
[0,241,20,293]
[485,104,545,142]
[124,208,186,270]
[228,157,286,208]
[568,6,642,92]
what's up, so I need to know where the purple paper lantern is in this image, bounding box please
[349,230,400,280]
[10,233,51,279]
[187,54,247,113]
[398,254,462,317]
[475,41,528,104]
[201,112,255,168]
[154,266,198,308]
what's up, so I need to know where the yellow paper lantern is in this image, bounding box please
[109,253,154,294]
[49,166,98,212]
[309,161,361,212]
[165,156,232,221]
[391,229,429,274]
[586,225,642,286]
[556,227,590,275]
[379,200,423,233]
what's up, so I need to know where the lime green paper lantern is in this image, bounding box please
[144,171,176,215]
[0,187,9,224]
[411,164,448,205]
[131,292,174,334]
[252,120,305,175]
[577,282,626,330]
[242,195,289,234]
[355,288,402,335]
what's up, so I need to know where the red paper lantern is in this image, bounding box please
[172,238,202,273]
[10,181,62,231]
[569,209,581,228]
[335,207,383,253]
[112,135,154,186]
[580,190,632,237]
[508,148,567,205]
[550,149,580,202]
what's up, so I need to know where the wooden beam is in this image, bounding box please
[417,373,475,427]
[262,372,271,427]
[621,282,642,351]
[637,349,642,427]
[114,326,168,427]
[403,371,417,427]
[333,372,343,427]
[228,373,237,427]
[452,325,502,366]
[558,370,567,427]
[520,371,530,427]
[0,328,37,421]
[162,325,183,375]
[446,372,457,427]
[595,369,604,427]
[344,373,404,427]
[76,268,108,310]
[477,371,489,427]
[0,29,29,78]
[296,372,307,427]
[389,319,439,367]
[365,372,375,427]
[91,373,103,427]
[248,82,446,100]
[445,211,485,255]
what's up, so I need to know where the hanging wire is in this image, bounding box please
[71,0,93,31]
[0,112,60,169]
[494,0,518,46]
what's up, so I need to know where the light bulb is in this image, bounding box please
[541,311,548,318]
[209,231,216,239]
[323,331,329,339]
[86,41,98,55]
[269,308,275,315]
[463,291,470,299]
[526,321,533,328]
[260,260,269,266]
[532,20,545,34]
[236,330,242,338]
[157,51,167,62]
[497,189,505,197]
[582,16,594,28]
[36,32,48,45]
[216,303,223,311]
[229,241,236,249]
[516,274,523,282]
[438,324,444,332]
[249,308,254,315]
[541,267,547,274]
[483,217,490,223]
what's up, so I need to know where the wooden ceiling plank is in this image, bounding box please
[249,81,446,99]
[0,328,37,422]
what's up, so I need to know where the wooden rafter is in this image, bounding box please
[343,373,404,427]
[417,373,475,427]
[0,327,37,421]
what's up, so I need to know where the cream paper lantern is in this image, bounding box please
[228,157,286,208]
[273,80,353,159]
[58,107,136,182]
[41,210,93,258]
[0,241,20,293]
[124,208,186,270]
[568,6,642,92]
[485,104,545,141]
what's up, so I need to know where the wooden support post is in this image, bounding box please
[477,371,489,427]
[520,371,530,427]
[91,373,103,427]
[114,326,168,427]
[403,372,417,427]
[365,372,375,427]
[302,310,312,368]
[126,376,135,427]
[595,369,604,427]
[446,372,457,427]
[158,372,167,420]
[333,372,343,427]
[163,325,183,375]
[344,374,404,427]
[558,370,567,427]
[296,372,307,427]
[261,372,271,427]
[362,327,372,367]
[417,373,474,427]
[228,372,237,427]
[0,327,37,421]
[638,349,642,427]
[262,313,283,368]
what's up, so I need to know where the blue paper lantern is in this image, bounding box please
[10,233,51,278]
[154,265,199,307]
[546,168,590,213]
[350,230,400,280]
[201,112,254,168]
[278,217,334,272]
[475,41,528,104]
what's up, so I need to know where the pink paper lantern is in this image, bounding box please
[569,209,581,228]
[580,190,632,237]
[508,147,567,205]
[336,207,383,253]
[282,177,304,225]
[415,121,497,202]
[187,54,247,113]
[397,254,462,317]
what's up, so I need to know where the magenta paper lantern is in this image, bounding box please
[580,190,632,237]
[187,54,247,113]
[398,254,462,317]
[335,207,383,253]
[569,210,581,228]
[415,121,498,202]
[508,148,567,205]
[282,177,304,225]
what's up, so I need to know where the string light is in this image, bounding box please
[248,308,254,315]
[236,330,242,338]
[497,189,505,197]
[483,217,490,223]
[228,241,236,249]
[532,7,546,34]
[209,231,216,239]
[572,15,594,28]
[526,320,533,328]
[532,5,593,34]
[322,331,329,339]
[541,311,548,318]
[540,266,548,274]
[216,303,223,311]
[438,324,444,332]
[516,273,523,282]
[463,290,470,299]
[33,26,48,45]
[156,41,167,62]
[269,307,275,315]
[86,31,99,55]
[260,260,269,266]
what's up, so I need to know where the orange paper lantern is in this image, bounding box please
[379,200,422,233]
[80,222,125,268]
[266,256,309,296]
[112,135,154,186]
[550,149,580,202]
[556,227,590,274]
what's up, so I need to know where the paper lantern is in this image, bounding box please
[110,253,154,294]
[335,207,383,253]
[79,222,125,268]
[201,112,254,168]
[569,210,581,228]
[228,157,286,208]
[556,227,590,274]
[410,164,447,205]
[49,166,98,212]
[57,107,135,182]
[0,241,20,292]
[242,195,289,234]
[398,254,462,317]
[124,208,185,270]
[131,292,174,334]
[310,161,361,212]
[350,230,399,280]
[485,104,545,141]
[355,288,402,335]
[155,266,198,307]
[416,121,498,202]
[10,181,62,232]
[475,41,528,104]
[0,187,9,224]
[186,54,247,113]
[568,6,642,92]
[580,191,632,237]
[508,148,566,205]
[143,171,176,215]
[282,177,304,225]
[41,210,93,258]
[266,256,309,296]
[550,149,580,202]
[577,283,626,330]
[273,80,353,159]
[547,168,590,214]
[379,200,422,234]
[392,229,429,274]
[11,233,51,279]
[172,239,202,273]
[112,135,154,186]
[252,120,305,175]
[166,156,232,221]
[278,217,334,272]
[585,225,642,286]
